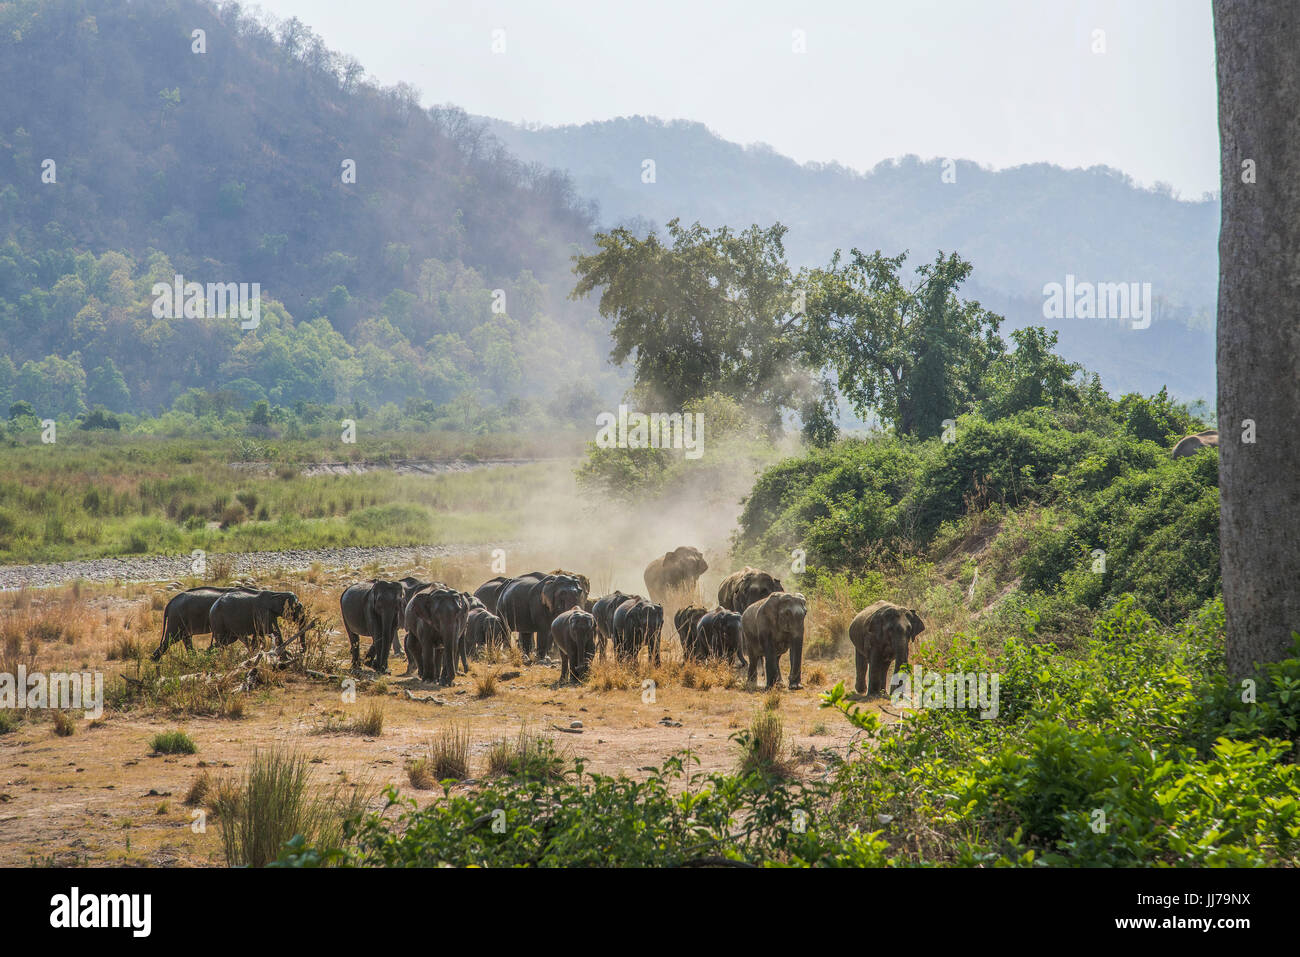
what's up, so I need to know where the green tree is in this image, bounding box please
[804,249,1004,438]
[979,326,1086,419]
[571,219,806,428]
[86,359,131,413]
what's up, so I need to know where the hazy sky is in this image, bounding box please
[252,0,1219,198]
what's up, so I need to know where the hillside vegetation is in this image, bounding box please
[0,0,617,417]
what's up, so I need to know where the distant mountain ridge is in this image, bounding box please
[483,115,1218,402]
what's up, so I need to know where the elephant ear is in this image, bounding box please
[540,578,556,612]
[907,609,926,637]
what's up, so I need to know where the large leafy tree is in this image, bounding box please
[571,219,807,427]
[803,249,1004,438]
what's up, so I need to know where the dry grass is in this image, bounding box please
[213,747,374,867]
[473,667,499,699]
[485,727,567,780]
[408,724,471,787]
[52,710,76,736]
[735,705,792,779]
[313,701,385,737]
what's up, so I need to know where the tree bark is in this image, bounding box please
[1215,1,1300,677]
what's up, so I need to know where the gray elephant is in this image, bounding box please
[341,580,405,673]
[611,597,665,665]
[718,566,785,613]
[549,607,598,682]
[591,590,635,660]
[849,601,926,697]
[696,606,745,665]
[472,576,511,615]
[465,606,510,658]
[644,547,709,604]
[1171,429,1219,458]
[208,590,307,654]
[150,585,258,661]
[404,587,470,684]
[496,571,585,660]
[674,604,710,659]
[741,592,806,690]
[388,577,434,656]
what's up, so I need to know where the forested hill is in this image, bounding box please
[484,115,1218,401]
[0,0,615,416]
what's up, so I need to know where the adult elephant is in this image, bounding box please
[341,580,405,672]
[718,567,785,614]
[696,607,745,665]
[150,586,258,661]
[849,601,926,697]
[741,592,807,690]
[404,587,470,684]
[644,547,709,604]
[591,590,635,660]
[473,576,511,615]
[1171,429,1220,458]
[497,572,585,660]
[208,590,307,654]
[549,607,598,682]
[674,604,710,659]
[549,569,591,607]
[611,596,665,665]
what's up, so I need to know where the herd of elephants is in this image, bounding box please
[148,546,927,696]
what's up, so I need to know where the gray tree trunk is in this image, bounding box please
[1215,1,1300,677]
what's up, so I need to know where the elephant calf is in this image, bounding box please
[550,607,598,682]
[696,607,745,665]
[849,601,925,697]
[740,592,807,690]
[465,606,510,658]
[674,604,710,659]
[611,597,665,665]
[591,590,635,660]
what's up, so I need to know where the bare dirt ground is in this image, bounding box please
[0,560,876,867]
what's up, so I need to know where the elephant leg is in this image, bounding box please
[788,640,803,691]
[181,629,194,652]
[854,645,868,695]
[747,651,760,686]
[403,633,417,676]
[346,628,362,669]
[518,631,534,658]
[764,641,780,689]
[391,630,403,656]
[422,637,437,684]
[867,645,890,697]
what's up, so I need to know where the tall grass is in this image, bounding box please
[214,748,373,867]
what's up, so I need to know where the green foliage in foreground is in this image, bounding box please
[278,600,1299,868]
